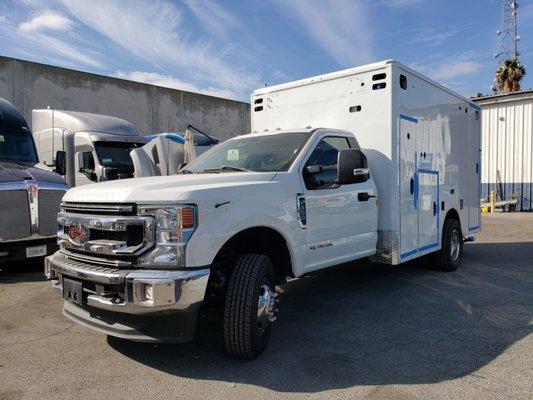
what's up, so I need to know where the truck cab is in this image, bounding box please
[0,98,68,266]
[32,109,146,187]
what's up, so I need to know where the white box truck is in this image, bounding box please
[45,60,480,359]
[32,109,146,187]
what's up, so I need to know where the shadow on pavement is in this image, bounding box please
[0,258,47,283]
[108,241,533,392]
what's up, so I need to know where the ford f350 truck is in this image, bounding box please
[45,61,480,359]
[0,98,68,266]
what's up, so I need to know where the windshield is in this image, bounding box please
[94,141,143,168]
[0,130,38,164]
[183,132,310,173]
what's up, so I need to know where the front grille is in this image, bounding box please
[58,204,154,266]
[38,190,65,236]
[0,190,31,240]
[88,225,144,246]
[62,202,137,216]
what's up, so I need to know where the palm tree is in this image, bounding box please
[495,58,526,93]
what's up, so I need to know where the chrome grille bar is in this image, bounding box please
[62,202,135,215]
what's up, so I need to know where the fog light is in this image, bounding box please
[144,284,153,301]
[132,279,177,307]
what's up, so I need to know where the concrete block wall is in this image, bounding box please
[0,56,250,140]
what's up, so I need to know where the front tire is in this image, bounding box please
[428,218,463,271]
[224,254,277,359]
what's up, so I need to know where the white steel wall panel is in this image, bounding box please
[478,93,533,210]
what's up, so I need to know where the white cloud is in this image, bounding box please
[377,0,426,8]
[0,9,102,68]
[411,60,482,81]
[0,15,6,23]
[184,0,239,38]
[35,34,102,68]
[411,30,458,46]
[19,11,73,33]
[275,0,374,67]
[59,0,260,98]
[114,70,237,99]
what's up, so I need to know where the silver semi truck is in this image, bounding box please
[32,109,146,187]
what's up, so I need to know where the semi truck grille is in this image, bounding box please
[38,190,65,236]
[0,190,31,240]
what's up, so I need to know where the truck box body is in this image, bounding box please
[252,60,481,264]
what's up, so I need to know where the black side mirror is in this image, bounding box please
[55,150,66,176]
[337,149,369,185]
[178,162,187,170]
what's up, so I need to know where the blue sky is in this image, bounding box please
[0,0,531,101]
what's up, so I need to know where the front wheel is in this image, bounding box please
[428,218,463,271]
[224,254,278,359]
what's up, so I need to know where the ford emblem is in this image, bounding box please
[68,225,89,244]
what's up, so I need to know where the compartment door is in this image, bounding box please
[417,171,439,251]
[399,115,418,258]
[468,107,481,231]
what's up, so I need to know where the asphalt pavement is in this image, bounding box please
[1,213,532,400]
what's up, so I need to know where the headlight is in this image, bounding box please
[137,205,197,268]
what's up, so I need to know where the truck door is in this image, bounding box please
[399,115,419,258]
[302,136,377,272]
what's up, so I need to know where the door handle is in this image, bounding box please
[410,178,414,195]
[433,201,437,216]
[358,192,376,202]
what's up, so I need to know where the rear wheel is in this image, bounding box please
[224,254,278,359]
[428,218,463,271]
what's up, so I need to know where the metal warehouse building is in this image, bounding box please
[473,90,533,211]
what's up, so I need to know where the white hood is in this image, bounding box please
[63,172,277,204]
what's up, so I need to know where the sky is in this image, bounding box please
[0,0,532,101]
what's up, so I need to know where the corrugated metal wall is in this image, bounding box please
[478,93,533,211]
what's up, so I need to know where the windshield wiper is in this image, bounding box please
[178,169,194,174]
[202,166,250,173]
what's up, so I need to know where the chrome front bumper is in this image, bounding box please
[45,251,210,315]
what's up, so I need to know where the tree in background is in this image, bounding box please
[495,58,526,93]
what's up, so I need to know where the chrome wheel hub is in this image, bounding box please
[257,284,278,332]
[450,230,461,261]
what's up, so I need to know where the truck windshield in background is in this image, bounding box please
[0,130,38,164]
[183,132,310,173]
[94,141,143,167]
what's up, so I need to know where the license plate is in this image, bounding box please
[63,278,83,305]
[25,245,47,258]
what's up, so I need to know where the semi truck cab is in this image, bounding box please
[32,109,146,187]
[0,98,68,266]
